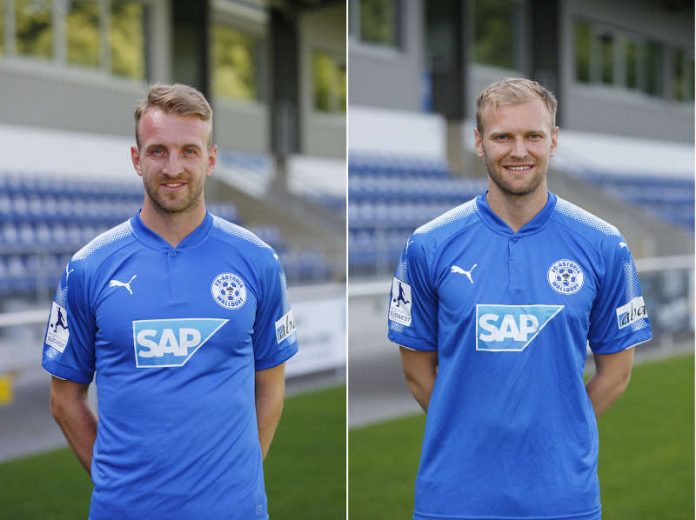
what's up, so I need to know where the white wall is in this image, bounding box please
[349,105,446,160]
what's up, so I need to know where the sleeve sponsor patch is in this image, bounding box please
[275,310,296,344]
[389,277,412,327]
[616,296,648,329]
[45,302,70,353]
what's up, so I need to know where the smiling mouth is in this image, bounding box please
[162,182,185,188]
[504,165,534,172]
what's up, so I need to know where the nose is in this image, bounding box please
[511,137,528,159]
[162,154,183,176]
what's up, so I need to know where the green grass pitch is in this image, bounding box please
[0,385,345,520]
[349,354,694,519]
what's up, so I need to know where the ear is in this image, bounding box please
[474,128,484,158]
[207,145,218,177]
[131,146,143,177]
[550,126,559,155]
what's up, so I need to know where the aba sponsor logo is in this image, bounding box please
[547,259,584,295]
[389,277,412,327]
[211,273,247,310]
[45,302,70,353]
[476,304,564,352]
[132,318,228,368]
[275,310,296,344]
[616,296,648,329]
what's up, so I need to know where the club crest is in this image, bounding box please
[211,273,247,310]
[547,259,584,295]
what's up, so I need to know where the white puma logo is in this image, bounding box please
[451,264,477,284]
[109,275,137,295]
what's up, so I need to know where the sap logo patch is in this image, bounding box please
[45,302,70,353]
[389,277,412,327]
[616,296,648,329]
[132,318,228,368]
[275,311,296,344]
[476,304,564,352]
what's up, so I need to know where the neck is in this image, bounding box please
[486,183,548,233]
[139,201,206,248]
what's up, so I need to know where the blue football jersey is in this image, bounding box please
[43,212,298,520]
[388,192,651,520]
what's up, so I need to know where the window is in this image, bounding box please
[211,24,259,102]
[15,0,53,59]
[671,49,693,102]
[599,33,614,84]
[0,2,5,55]
[67,0,100,68]
[625,39,638,90]
[2,0,146,81]
[312,51,346,113]
[644,41,663,97]
[575,21,591,83]
[473,0,517,69]
[110,0,145,79]
[686,57,694,101]
[573,19,690,103]
[351,0,399,48]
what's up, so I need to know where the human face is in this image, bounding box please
[131,108,216,217]
[474,99,557,199]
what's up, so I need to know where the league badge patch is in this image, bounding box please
[389,277,412,327]
[547,259,584,295]
[45,302,70,353]
[211,273,247,310]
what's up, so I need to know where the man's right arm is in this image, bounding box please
[49,377,97,475]
[399,347,438,412]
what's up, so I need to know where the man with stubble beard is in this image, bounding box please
[43,83,297,519]
[389,78,651,520]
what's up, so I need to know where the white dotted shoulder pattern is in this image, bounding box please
[72,220,134,262]
[212,216,269,249]
[554,198,620,237]
[414,199,477,236]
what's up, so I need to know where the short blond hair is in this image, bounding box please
[476,78,557,134]
[134,83,213,148]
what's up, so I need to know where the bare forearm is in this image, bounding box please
[51,396,97,474]
[255,365,286,459]
[256,390,284,459]
[586,349,634,417]
[586,373,629,417]
[405,373,435,412]
[400,348,438,413]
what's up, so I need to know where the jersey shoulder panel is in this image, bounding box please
[553,197,621,240]
[211,215,274,253]
[412,198,479,251]
[71,219,136,267]
[210,215,280,276]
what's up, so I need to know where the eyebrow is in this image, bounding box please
[488,129,547,137]
[144,143,203,151]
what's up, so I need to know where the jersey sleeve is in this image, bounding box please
[387,234,438,351]
[42,261,96,384]
[252,250,298,370]
[588,236,652,354]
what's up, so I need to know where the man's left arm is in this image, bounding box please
[255,363,286,459]
[586,348,634,417]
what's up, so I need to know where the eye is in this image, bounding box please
[149,146,166,157]
[528,133,543,141]
[182,146,198,157]
[493,135,509,142]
